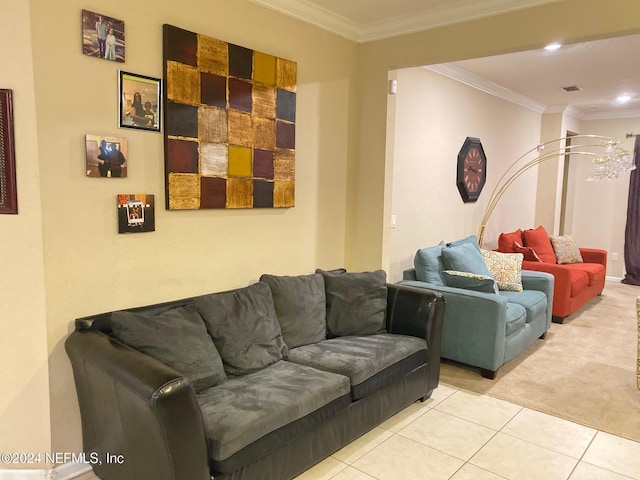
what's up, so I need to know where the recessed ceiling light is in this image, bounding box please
[544,42,562,51]
[616,94,632,104]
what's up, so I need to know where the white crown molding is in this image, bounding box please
[425,64,547,114]
[248,0,560,43]
[582,109,640,120]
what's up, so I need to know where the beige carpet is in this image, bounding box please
[440,280,640,442]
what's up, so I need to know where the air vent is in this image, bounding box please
[562,85,582,92]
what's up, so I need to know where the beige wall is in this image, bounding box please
[387,66,541,281]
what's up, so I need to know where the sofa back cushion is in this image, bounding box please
[414,241,446,285]
[498,229,523,253]
[195,282,288,376]
[259,273,327,348]
[317,269,387,337]
[523,225,557,263]
[441,241,494,279]
[111,305,227,392]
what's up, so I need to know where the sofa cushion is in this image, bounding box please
[317,269,387,337]
[550,235,584,264]
[196,361,351,470]
[505,302,526,336]
[447,234,482,251]
[500,290,548,324]
[195,282,288,376]
[414,241,446,285]
[562,262,606,287]
[498,229,523,253]
[523,225,557,263]
[441,241,495,280]
[481,249,524,292]
[513,241,542,262]
[259,273,326,348]
[110,305,227,392]
[566,269,590,296]
[441,270,498,294]
[287,333,428,400]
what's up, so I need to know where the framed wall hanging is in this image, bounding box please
[0,89,17,214]
[119,71,161,132]
[162,24,296,210]
[456,136,487,203]
[81,9,125,62]
[117,194,155,233]
[85,134,128,178]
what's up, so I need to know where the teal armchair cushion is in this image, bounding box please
[442,270,498,294]
[441,242,495,279]
[414,241,446,285]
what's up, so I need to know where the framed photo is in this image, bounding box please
[119,71,161,132]
[85,134,128,178]
[0,89,17,214]
[117,194,155,234]
[81,9,125,62]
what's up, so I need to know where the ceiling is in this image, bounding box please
[249,0,640,119]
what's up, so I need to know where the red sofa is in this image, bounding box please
[497,226,607,322]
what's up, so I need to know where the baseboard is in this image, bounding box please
[0,463,91,479]
[606,275,624,282]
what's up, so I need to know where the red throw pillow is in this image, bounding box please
[513,241,542,262]
[522,226,556,263]
[498,229,523,253]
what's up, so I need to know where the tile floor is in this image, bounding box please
[77,382,640,480]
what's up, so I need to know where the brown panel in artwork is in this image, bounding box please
[253,180,274,208]
[198,35,228,76]
[168,173,201,210]
[276,89,296,122]
[166,138,199,173]
[274,180,295,207]
[164,24,198,67]
[228,110,252,147]
[200,72,227,108]
[229,78,252,112]
[228,44,253,80]
[252,84,276,119]
[227,178,253,208]
[274,150,295,181]
[276,121,295,149]
[276,58,297,92]
[199,106,228,144]
[253,117,276,150]
[254,149,274,179]
[167,61,200,105]
[165,101,199,138]
[200,176,227,208]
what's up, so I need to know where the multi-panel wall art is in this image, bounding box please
[162,24,296,209]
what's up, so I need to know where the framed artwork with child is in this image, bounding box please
[119,71,161,132]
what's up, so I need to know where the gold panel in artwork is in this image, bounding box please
[276,58,297,92]
[200,143,228,176]
[274,180,295,207]
[253,117,276,150]
[228,145,252,177]
[199,106,228,143]
[227,178,253,208]
[274,150,295,181]
[252,84,276,119]
[198,35,228,76]
[254,52,277,86]
[167,61,200,105]
[168,173,201,210]
[228,110,252,147]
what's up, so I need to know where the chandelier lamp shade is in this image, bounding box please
[477,134,636,246]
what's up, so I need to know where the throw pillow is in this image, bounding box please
[317,269,387,337]
[413,241,446,285]
[522,225,557,263]
[110,305,227,392]
[481,249,524,292]
[194,282,288,377]
[513,241,542,262]
[259,273,326,348]
[447,235,482,252]
[550,235,584,264]
[441,241,494,278]
[441,270,499,294]
[498,229,523,253]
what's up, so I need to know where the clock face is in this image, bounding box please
[456,137,487,203]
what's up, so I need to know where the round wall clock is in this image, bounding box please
[456,137,487,203]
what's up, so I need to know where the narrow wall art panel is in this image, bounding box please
[162,24,296,210]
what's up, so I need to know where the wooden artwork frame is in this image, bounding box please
[0,89,17,214]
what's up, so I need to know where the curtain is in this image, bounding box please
[622,135,640,285]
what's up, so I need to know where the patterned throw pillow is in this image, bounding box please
[441,270,498,294]
[513,241,541,262]
[550,235,584,264]
[481,249,524,292]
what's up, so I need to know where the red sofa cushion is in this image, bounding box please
[523,226,556,264]
[513,242,541,262]
[498,229,522,253]
[563,263,606,287]
[567,269,590,296]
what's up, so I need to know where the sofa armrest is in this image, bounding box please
[386,283,445,396]
[65,330,210,480]
[580,248,607,266]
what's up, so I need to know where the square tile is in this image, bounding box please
[229,78,252,112]
[254,51,277,86]
[228,43,253,80]
[198,35,228,76]
[166,61,200,105]
[200,177,226,209]
[276,120,295,149]
[253,180,274,208]
[200,143,228,176]
[274,180,295,207]
[582,431,640,479]
[168,173,200,210]
[228,145,252,177]
[226,177,252,208]
[253,148,274,179]
[277,57,297,91]
[200,72,227,108]
[450,463,507,480]
[164,25,197,66]
[166,138,198,174]
[330,466,378,480]
[570,461,636,480]
[199,106,228,143]
[228,111,253,147]
[294,456,347,480]
[332,426,393,464]
[165,101,199,138]
[435,389,521,430]
[470,432,578,480]
[379,400,432,433]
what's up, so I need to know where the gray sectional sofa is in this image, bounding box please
[65,269,445,480]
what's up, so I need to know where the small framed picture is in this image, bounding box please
[0,89,17,214]
[117,194,155,233]
[119,71,161,132]
[85,134,128,178]
[81,10,125,62]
